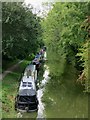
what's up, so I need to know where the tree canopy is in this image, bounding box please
[2,2,43,60]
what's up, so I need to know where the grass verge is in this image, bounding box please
[2,60,30,118]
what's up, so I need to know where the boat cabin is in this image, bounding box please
[24,64,37,82]
[15,76,38,112]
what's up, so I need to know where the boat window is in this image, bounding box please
[28,82,32,87]
[22,82,27,87]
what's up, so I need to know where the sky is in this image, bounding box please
[24,0,53,17]
[24,0,43,8]
[24,0,54,5]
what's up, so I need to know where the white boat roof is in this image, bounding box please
[23,64,36,76]
[22,76,34,82]
[19,89,36,96]
[19,76,36,93]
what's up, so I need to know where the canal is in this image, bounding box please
[17,61,88,119]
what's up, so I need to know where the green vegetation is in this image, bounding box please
[2,60,30,118]
[38,63,45,83]
[2,1,90,118]
[41,2,89,118]
[2,2,43,61]
[2,59,20,72]
[42,2,90,92]
[2,2,44,118]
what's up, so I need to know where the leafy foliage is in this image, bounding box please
[2,2,43,60]
[42,2,90,92]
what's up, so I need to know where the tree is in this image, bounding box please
[2,2,43,60]
[42,2,90,92]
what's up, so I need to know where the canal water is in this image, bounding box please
[17,53,88,119]
[42,65,88,118]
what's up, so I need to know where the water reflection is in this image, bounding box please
[37,65,50,119]
[22,112,37,118]
[42,67,88,118]
[37,89,45,118]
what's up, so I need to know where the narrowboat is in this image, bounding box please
[15,65,38,112]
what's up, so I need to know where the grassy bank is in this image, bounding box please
[2,60,30,118]
[42,64,88,118]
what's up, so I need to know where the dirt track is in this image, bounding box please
[1,60,23,80]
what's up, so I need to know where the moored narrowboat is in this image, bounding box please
[15,71,38,112]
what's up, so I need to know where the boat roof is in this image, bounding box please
[25,64,36,72]
[19,76,36,96]
[22,76,34,82]
[19,88,36,96]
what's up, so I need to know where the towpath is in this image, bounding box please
[1,60,23,80]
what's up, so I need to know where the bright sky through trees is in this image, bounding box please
[24,0,53,17]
